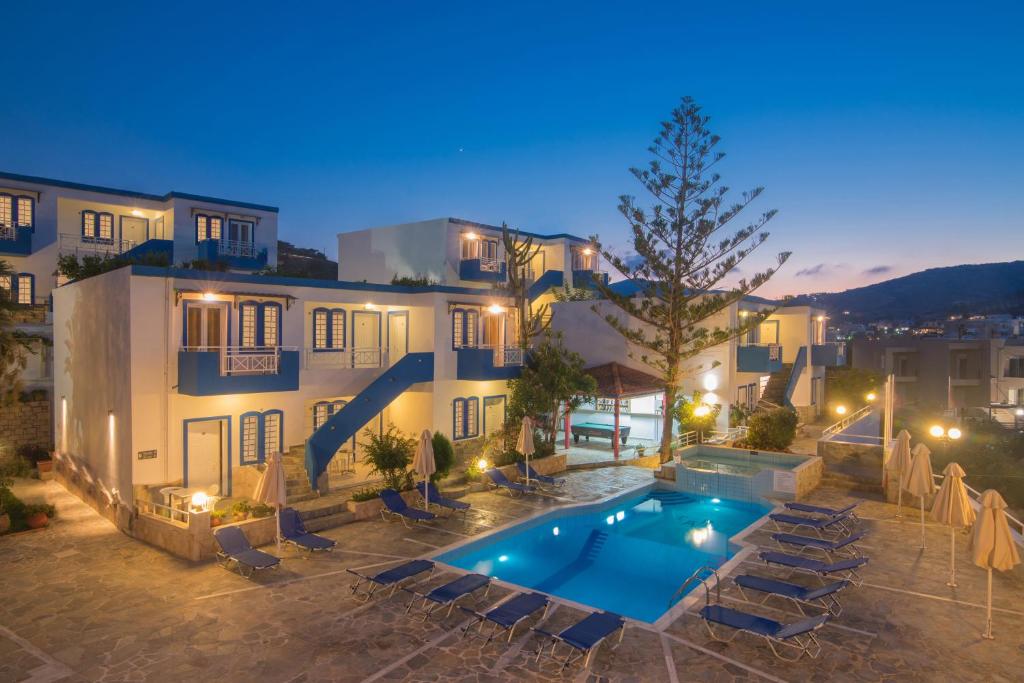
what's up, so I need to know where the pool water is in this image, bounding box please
[435,487,770,623]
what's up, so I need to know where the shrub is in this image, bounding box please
[350,486,383,502]
[431,432,455,482]
[675,391,722,437]
[361,424,415,491]
[16,444,50,465]
[250,503,274,518]
[0,487,28,530]
[729,404,749,428]
[744,408,798,451]
[231,500,251,517]
[0,456,34,479]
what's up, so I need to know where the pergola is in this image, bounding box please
[567,362,664,459]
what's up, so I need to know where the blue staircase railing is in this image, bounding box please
[784,346,807,408]
[527,270,564,303]
[304,352,434,489]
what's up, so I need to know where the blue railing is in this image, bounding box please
[784,346,807,408]
[736,344,784,373]
[528,270,564,302]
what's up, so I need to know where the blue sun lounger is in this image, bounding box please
[734,575,850,616]
[760,551,869,585]
[416,481,471,517]
[279,507,336,553]
[380,488,437,527]
[485,468,536,497]
[533,611,626,671]
[517,461,566,488]
[769,512,854,537]
[699,604,828,661]
[785,501,860,521]
[772,529,866,558]
[347,559,435,602]
[460,592,550,643]
[404,573,491,618]
[214,526,281,578]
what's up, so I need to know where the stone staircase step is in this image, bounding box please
[301,511,356,532]
[296,501,350,520]
[286,491,320,503]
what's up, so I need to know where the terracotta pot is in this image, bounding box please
[37,459,53,473]
[0,513,10,534]
[210,516,223,527]
[26,512,49,529]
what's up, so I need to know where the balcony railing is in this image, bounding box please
[182,345,297,376]
[0,225,14,240]
[59,232,137,256]
[219,239,258,258]
[736,343,783,373]
[304,347,388,369]
[479,256,501,273]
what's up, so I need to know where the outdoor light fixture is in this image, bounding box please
[476,458,488,471]
[606,515,615,525]
[616,511,625,521]
[364,302,376,310]
[739,310,749,318]
[835,405,848,415]
[866,392,877,402]
[191,491,209,510]
[498,555,508,562]
[582,247,593,255]
[929,425,945,438]
[552,526,559,536]
[694,405,711,418]
[816,315,825,322]
[1017,408,1024,417]
[703,375,719,392]
[131,209,143,217]
[947,427,962,440]
[465,231,479,240]
[202,291,217,301]
[711,498,721,504]
[487,304,504,314]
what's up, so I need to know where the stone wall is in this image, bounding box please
[0,399,53,462]
[816,440,884,484]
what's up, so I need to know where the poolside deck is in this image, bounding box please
[1,469,1022,682]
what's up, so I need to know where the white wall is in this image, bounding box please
[338,219,451,284]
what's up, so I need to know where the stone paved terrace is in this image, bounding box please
[2,468,1023,682]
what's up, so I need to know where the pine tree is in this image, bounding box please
[592,97,790,461]
[501,224,550,348]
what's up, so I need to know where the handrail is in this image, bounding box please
[668,565,720,608]
[822,404,873,437]
[0,225,15,240]
[137,499,192,526]
[304,346,388,369]
[783,346,807,407]
[932,472,1024,541]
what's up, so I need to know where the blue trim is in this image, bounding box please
[736,345,784,374]
[238,300,260,347]
[452,397,467,440]
[262,409,284,460]
[13,272,35,305]
[527,270,564,303]
[451,308,465,350]
[0,170,279,212]
[239,411,261,465]
[261,301,282,347]
[387,310,409,356]
[456,347,523,380]
[448,217,586,243]
[482,395,506,437]
[177,350,300,395]
[784,346,808,408]
[14,195,34,230]
[182,415,233,496]
[351,309,381,349]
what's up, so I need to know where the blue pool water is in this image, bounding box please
[435,487,771,622]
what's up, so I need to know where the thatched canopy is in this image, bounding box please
[584,362,662,399]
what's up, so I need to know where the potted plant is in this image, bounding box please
[210,509,228,527]
[24,502,55,529]
[17,444,52,477]
[635,446,646,458]
[250,503,274,518]
[231,499,251,521]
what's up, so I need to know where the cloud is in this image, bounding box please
[795,263,828,277]
[862,265,892,276]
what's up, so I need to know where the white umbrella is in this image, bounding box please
[886,430,913,517]
[412,429,435,510]
[253,452,287,553]
[516,416,535,486]
[971,489,1022,639]
[929,462,975,587]
[904,443,934,548]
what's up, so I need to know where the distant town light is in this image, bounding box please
[947,427,962,440]
[929,425,945,438]
[835,405,848,415]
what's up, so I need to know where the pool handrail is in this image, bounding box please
[668,564,720,609]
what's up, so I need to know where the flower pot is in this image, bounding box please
[0,513,10,534]
[210,516,223,527]
[36,459,53,473]
[26,512,49,529]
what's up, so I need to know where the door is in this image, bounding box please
[185,303,227,350]
[120,215,149,247]
[387,311,408,364]
[352,311,380,367]
[483,396,506,436]
[483,313,503,347]
[186,418,229,495]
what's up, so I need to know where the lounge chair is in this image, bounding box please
[279,507,336,553]
[517,461,566,488]
[785,501,860,521]
[772,529,866,558]
[416,481,470,517]
[759,551,869,585]
[380,488,437,527]
[769,512,854,538]
[404,573,491,618]
[347,559,435,602]
[485,468,536,497]
[533,611,626,671]
[213,526,280,578]
[460,592,550,643]
[699,604,828,661]
[734,575,849,616]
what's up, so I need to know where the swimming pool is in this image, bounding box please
[434,486,771,623]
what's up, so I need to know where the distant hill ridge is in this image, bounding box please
[789,260,1024,321]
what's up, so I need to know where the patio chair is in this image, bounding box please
[460,592,550,643]
[517,461,566,488]
[785,501,860,522]
[734,574,850,616]
[532,610,625,671]
[213,526,280,578]
[769,511,854,538]
[379,488,437,527]
[416,481,471,518]
[404,573,491,619]
[772,529,866,558]
[699,604,828,661]
[759,551,869,586]
[347,559,435,602]
[279,507,336,553]
[485,468,536,497]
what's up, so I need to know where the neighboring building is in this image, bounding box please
[943,314,1024,340]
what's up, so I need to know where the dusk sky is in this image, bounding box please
[3,1,1021,297]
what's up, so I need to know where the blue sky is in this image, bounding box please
[2,1,1021,297]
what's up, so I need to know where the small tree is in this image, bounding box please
[675,391,721,439]
[591,97,790,461]
[501,223,551,348]
[0,259,29,406]
[430,432,455,483]
[360,424,416,490]
[507,331,598,444]
[745,408,798,451]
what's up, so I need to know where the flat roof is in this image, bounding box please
[0,170,279,213]
[448,217,588,243]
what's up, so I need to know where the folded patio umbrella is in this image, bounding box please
[930,462,976,587]
[904,443,934,548]
[970,489,1021,639]
[516,416,535,486]
[412,429,435,510]
[253,451,287,553]
[885,430,913,517]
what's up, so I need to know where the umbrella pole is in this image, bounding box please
[275,505,281,554]
[946,527,956,587]
[919,497,926,548]
[424,477,429,510]
[982,568,994,640]
[896,486,903,518]
[525,453,530,487]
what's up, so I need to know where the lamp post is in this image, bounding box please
[694,404,711,443]
[929,423,963,458]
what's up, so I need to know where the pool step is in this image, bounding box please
[580,530,608,562]
[648,491,697,506]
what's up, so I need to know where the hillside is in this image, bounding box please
[274,240,338,280]
[789,261,1024,321]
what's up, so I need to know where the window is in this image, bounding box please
[240,303,258,348]
[312,308,345,350]
[209,217,222,241]
[263,304,279,347]
[263,410,282,457]
[596,398,629,413]
[451,308,478,348]
[82,211,97,239]
[240,413,260,465]
[239,301,282,348]
[572,248,597,271]
[98,213,113,241]
[0,195,11,227]
[452,310,464,349]
[16,197,33,228]
[312,400,348,432]
[16,274,33,305]
[240,410,284,465]
[1008,358,1024,379]
[195,214,224,242]
[0,275,11,300]
[228,219,254,243]
[452,397,479,440]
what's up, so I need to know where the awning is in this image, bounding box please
[584,362,662,399]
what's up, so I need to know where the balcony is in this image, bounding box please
[572,269,609,289]
[59,232,137,258]
[459,256,507,283]
[0,225,33,255]
[197,239,268,270]
[303,347,388,370]
[456,345,525,380]
[812,342,846,366]
[736,344,784,374]
[178,346,299,396]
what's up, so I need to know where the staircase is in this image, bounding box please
[282,446,318,503]
[760,364,793,406]
[647,490,696,507]
[580,529,608,562]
